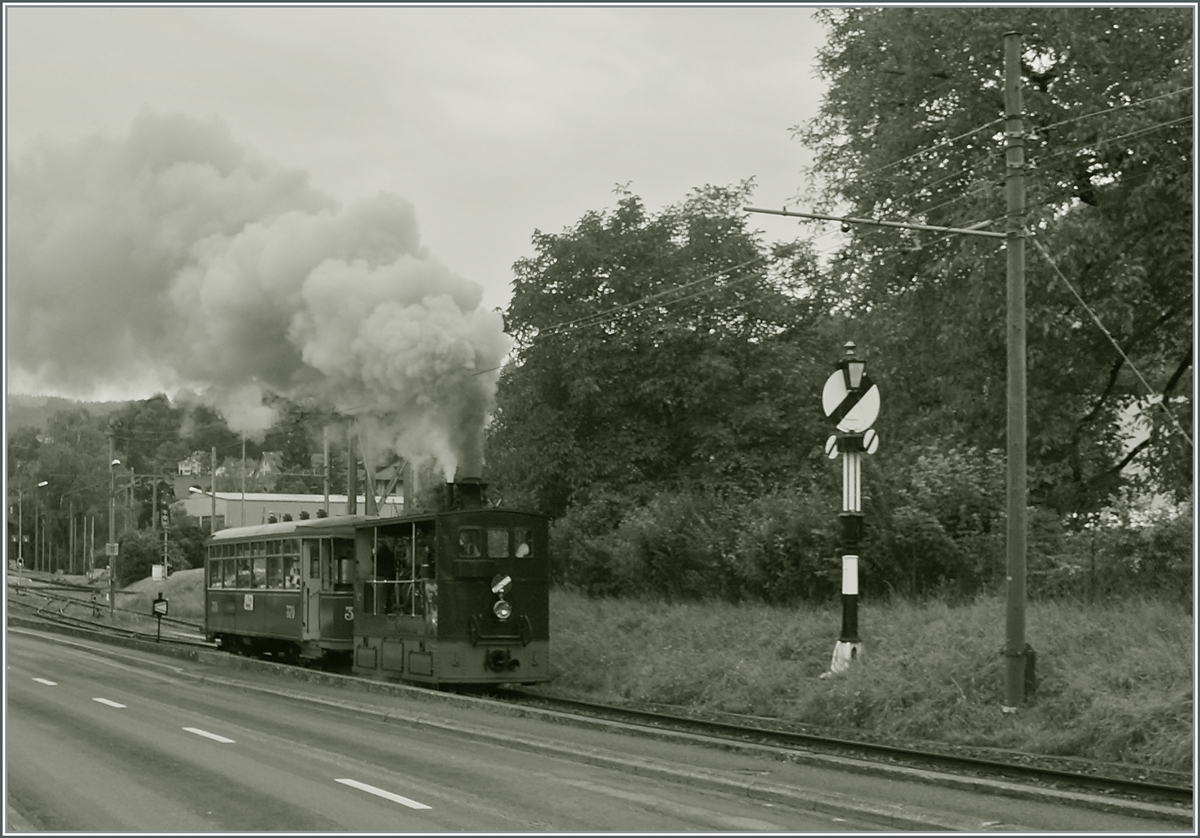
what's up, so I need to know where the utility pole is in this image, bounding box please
[241,434,247,528]
[1003,30,1031,711]
[323,428,330,516]
[211,447,218,534]
[108,431,118,620]
[346,424,358,515]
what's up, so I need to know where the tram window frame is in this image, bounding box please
[208,555,221,588]
[333,538,354,590]
[487,528,509,558]
[457,527,483,557]
[283,555,300,589]
[251,557,267,588]
[514,528,534,558]
[365,530,424,617]
[222,558,238,588]
[266,556,283,588]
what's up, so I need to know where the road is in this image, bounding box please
[6,629,874,832]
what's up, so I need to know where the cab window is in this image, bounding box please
[487,528,509,558]
[457,528,482,557]
[514,528,534,558]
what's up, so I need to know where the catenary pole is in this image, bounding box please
[211,447,217,534]
[108,431,117,619]
[1003,31,1030,710]
[323,428,330,516]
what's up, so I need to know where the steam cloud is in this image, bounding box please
[7,112,509,479]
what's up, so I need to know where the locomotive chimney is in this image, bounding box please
[442,469,488,511]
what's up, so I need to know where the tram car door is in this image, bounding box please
[302,538,322,643]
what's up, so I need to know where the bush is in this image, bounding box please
[553,485,840,604]
[1034,503,1193,604]
[115,527,190,587]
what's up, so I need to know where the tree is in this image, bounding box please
[489,183,831,518]
[799,7,1192,514]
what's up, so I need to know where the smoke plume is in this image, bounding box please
[7,112,509,478]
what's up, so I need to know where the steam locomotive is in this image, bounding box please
[203,479,551,686]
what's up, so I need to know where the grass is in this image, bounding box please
[546,590,1194,772]
[68,572,1192,771]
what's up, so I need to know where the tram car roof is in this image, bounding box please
[207,506,550,545]
[206,514,372,542]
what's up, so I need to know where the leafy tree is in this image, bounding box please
[799,7,1192,514]
[490,183,832,518]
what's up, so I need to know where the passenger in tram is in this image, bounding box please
[458,530,481,557]
[375,541,399,614]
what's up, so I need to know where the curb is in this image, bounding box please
[9,617,1193,829]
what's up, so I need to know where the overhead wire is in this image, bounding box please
[1036,85,1193,134]
[1029,235,1193,449]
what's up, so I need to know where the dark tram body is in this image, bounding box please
[203,480,551,686]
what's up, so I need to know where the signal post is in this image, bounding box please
[820,342,880,677]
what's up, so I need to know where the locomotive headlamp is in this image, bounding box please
[493,599,513,621]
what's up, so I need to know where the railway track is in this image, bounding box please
[497,688,1194,808]
[7,584,212,650]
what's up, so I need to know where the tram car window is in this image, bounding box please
[515,528,533,558]
[458,528,482,557]
[487,528,509,558]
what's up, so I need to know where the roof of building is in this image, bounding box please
[185,491,403,504]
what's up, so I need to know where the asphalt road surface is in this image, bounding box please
[7,630,874,831]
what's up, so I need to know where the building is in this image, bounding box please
[181,490,404,531]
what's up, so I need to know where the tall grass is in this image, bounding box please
[548,589,1194,771]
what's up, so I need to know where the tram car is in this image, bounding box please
[203,479,551,686]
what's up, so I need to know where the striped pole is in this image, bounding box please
[825,434,865,676]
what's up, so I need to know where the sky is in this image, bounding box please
[4,4,831,471]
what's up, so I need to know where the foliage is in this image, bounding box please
[551,485,840,604]
[1031,502,1193,604]
[114,527,185,587]
[489,183,831,519]
[799,7,1193,514]
[6,392,343,572]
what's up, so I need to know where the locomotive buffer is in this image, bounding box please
[820,342,880,677]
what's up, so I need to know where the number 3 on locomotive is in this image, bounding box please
[344,605,354,622]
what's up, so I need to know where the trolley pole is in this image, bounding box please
[1003,30,1031,711]
[820,342,881,677]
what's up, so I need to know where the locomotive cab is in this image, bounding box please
[350,481,551,686]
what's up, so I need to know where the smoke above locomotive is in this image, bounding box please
[7,112,509,479]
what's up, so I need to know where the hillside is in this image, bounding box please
[6,394,129,431]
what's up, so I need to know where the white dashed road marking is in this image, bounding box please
[92,698,126,708]
[335,778,432,810]
[183,727,235,744]
[32,678,57,686]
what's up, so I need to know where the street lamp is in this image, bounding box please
[33,480,48,572]
[839,341,866,393]
[109,457,120,619]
